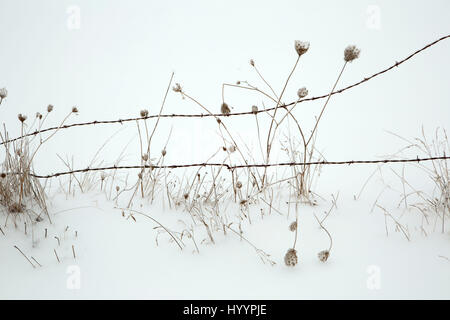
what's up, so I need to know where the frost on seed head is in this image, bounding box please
[0,87,7,99]
[289,221,297,232]
[318,250,330,262]
[140,109,149,118]
[297,87,308,99]
[221,103,231,115]
[18,114,27,123]
[284,248,298,267]
[172,83,182,93]
[294,40,310,56]
[344,45,360,62]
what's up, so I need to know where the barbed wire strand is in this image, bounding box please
[5,155,448,179]
[1,34,449,146]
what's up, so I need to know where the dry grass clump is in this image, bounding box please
[1,95,76,227]
[387,128,449,234]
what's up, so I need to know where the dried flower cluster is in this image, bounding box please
[17,114,27,123]
[47,104,54,112]
[0,87,7,100]
[289,221,297,232]
[172,83,182,93]
[318,250,330,262]
[284,248,298,267]
[140,109,149,118]
[221,103,230,115]
[294,40,310,56]
[344,45,360,62]
[297,87,308,99]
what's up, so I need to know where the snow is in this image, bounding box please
[1,169,449,299]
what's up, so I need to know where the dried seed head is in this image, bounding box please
[116,186,120,192]
[236,181,242,189]
[142,154,149,162]
[0,173,6,179]
[236,81,241,85]
[138,173,143,179]
[294,40,310,56]
[47,104,54,113]
[251,105,258,114]
[289,221,297,232]
[0,87,7,99]
[228,145,236,153]
[297,87,308,99]
[216,118,221,124]
[249,59,255,66]
[72,106,79,113]
[183,193,189,200]
[18,114,27,122]
[318,250,330,262]
[221,103,230,115]
[140,109,149,118]
[100,172,106,180]
[36,112,42,119]
[172,83,182,93]
[161,149,167,156]
[344,45,360,62]
[284,248,298,267]
[240,199,247,206]
[8,203,24,213]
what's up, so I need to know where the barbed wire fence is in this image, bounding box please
[1,35,449,180]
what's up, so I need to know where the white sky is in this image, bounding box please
[1,0,449,174]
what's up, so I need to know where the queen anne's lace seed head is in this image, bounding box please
[297,87,308,99]
[221,103,230,115]
[0,87,7,99]
[344,45,360,62]
[289,221,297,232]
[172,83,182,93]
[284,248,298,267]
[18,114,27,123]
[294,41,310,56]
[318,250,330,262]
[140,109,149,118]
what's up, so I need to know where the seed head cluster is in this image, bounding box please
[294,40,310,56]
[297,87,308,99]
[344,45,360,62]
[289,221,297,232]
[140,109,149,118]
[221,103,231,115]
[318,250,330,262]
[284,248,298,267]
[0,87,7,99]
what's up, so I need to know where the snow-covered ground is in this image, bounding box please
[1,165,449,299]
